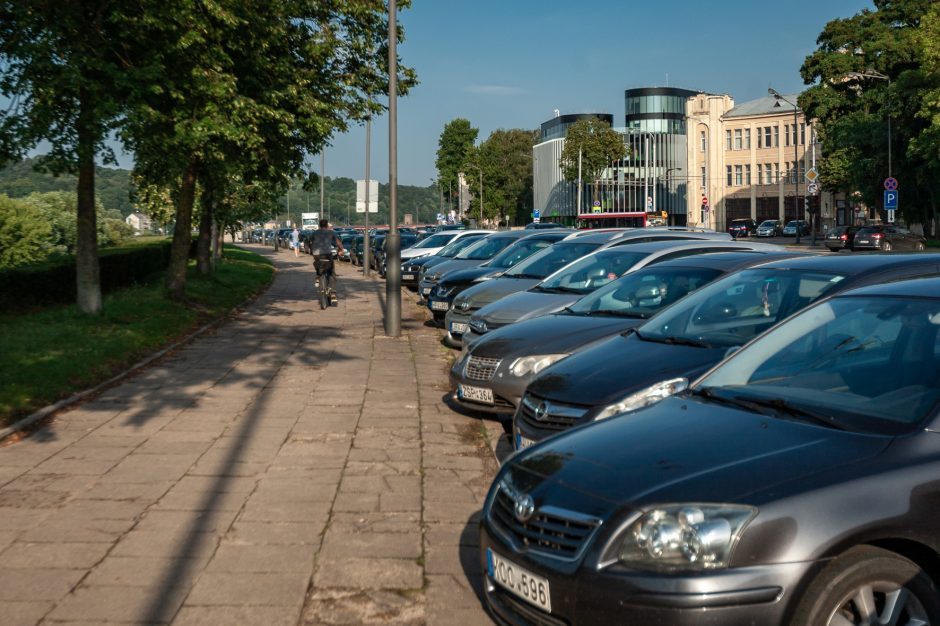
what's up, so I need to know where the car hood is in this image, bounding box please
[469,313,642,360]
[439,266,500,287]
[474,290,583,327]
[427,258,485,278]
[458,277,541,308]
[504,396,890,513]
[526,332,724,407]
[401,247,438,260]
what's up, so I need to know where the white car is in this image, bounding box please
[399,229,493,262]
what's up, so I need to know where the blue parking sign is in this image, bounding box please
[884,190,899,210]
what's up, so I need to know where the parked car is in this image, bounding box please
[399,229,492,263]
[376,233,419,277]
[463,240,784,345]
[782,220,810,236]
[755,219,783,237]
[514,253,940,450]
[525,222,565,229]
[348,235,364,265]
[852,224,927,251]
[449,251,799,418]
[446,229,735,348]
[727,218,757,238]
[481,274,940,626]
[410,233,492,295]
[825,225,861,252]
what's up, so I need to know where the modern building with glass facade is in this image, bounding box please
[532,87,700,227]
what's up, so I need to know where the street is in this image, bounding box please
[0,245,500,626]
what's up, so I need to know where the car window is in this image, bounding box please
[412,233,456,249]
[539,250,649,293]
[504,242,602,278]
[569,267,722,317]
[437,234,486,257]
[456,236,514,260]
[488,239,554,269]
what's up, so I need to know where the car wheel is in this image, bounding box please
[883,241,893,252]
[790,546,940,626]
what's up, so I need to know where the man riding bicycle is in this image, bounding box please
[309,219,344,306]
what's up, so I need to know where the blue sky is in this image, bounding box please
[119,0,873,186]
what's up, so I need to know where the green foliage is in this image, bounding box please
[436,119,479,206]
[470,129,539,224]
[0,158,135,215]
[558,119,628,188]
[0,195,52,268]
[799,0,940,230]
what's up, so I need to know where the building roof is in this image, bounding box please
[724,94,800,118]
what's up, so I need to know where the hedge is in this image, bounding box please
[0,240,197,311]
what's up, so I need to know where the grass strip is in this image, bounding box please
[0,245,273,426]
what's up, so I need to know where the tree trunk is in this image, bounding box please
[75,90,102,314]
[211,219,221,269]
[166,159,199,300]
[196,189,213,275]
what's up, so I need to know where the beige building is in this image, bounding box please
[687,93,841,232]
[125,212,152,233]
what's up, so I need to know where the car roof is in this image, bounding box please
[602,239,783,253]
[755,252,940,275]
[836,274,940,298]
[450,229,493,237]
[648,250,805,271]
[558,229,633,244]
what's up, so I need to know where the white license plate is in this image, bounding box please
[515,434,536,450]
[487,548,552,613]
[422,287,432,296]
[431,300,450,311]
[450,322,468,334]
[857,239,870,245]
[458,384,494,405]
[402,274,415,280]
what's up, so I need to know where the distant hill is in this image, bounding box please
[0,158,134,216]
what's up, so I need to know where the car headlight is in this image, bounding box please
[468,318,487,334]
[593,378,688,421]
[619,504,756,571]
[508,354,568,377]
[427,272,442,282]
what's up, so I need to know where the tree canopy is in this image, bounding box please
[436,119,479,208]
[558,119,628,193]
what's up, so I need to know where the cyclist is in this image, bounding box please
[309,219,344,304]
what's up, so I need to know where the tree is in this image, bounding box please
[472,129,539,224]
[436,119,478,212]
[0,195,52,268]
[799,0,940,232]
[0,1,149,312]
[558,119,628,205]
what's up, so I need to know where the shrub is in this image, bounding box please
[0,195,53,268]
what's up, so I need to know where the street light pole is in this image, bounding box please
[468,164,483,225]
[385,0,401,337]
[769,88,803,244]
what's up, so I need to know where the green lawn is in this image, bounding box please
[0,245,273,427]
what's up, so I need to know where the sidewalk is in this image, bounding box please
[0,245,499,626]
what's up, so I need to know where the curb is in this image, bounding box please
[0,249,275,443]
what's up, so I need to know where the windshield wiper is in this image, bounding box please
[690,388,775,415]
[507,273,544,280]
[583,309,647,318]
[532,285,582,294]
[634,332,712,348]
[732,395,848,431]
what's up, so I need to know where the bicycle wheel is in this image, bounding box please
[318,276,328,309]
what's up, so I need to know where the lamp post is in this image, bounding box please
[846,70,891,178]
[467,164,483,225]
[768,88,803,244]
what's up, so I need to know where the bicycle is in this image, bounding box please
[314,255,337,309]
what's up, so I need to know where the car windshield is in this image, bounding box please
[455,235,515,260]
[486,238,556,269]
[536,249,650,295]
[696,296,940,435]
[503,241,602,279]
[400,235,418,248]
[412,233,456,249]
[759,221,776,227]
[637,268,847,348]
[568,267,723,318]
[438,234,486,257]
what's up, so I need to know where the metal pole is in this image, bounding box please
[320,151,325,221]
[794,105,801,245]
[479,168,483,224]
[385,0,401,337]
[887,77,892,179]
[577,146,582,216]
[364,115,371,276]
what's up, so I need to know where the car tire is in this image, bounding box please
[826,247,839,253]
[789,546,940,626]
[883,241,893,252]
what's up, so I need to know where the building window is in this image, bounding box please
[701,166,706,188]
[744,128,751,149]
[725,130,732,151]
[726,165,733,187]
[734,129,742,150]
[771,163,779,184]
[700,130,706,151]
[785,124,790,147]
[757,130,763,149]
[800,123,806,145]
[764,127,772,148]
[734,164,743,186]
[745,164,751,185]
[792,124,797,146]
[757,164,763,185]
[799,162,806,180]
[773,126,779,147]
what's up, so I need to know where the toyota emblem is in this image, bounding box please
[513,493,535,523]
[533,402,548,421]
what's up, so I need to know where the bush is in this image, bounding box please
[0,195,53,268]
[0,239,197,311]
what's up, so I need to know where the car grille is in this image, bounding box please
[489,589,567,626]
[465,356,502,382]
[490,481,598,560]
[519,394,589,431]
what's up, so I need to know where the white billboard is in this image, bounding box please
[356,179,379,213]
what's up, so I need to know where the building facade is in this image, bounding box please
[125,212,152,233]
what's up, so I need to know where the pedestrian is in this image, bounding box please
[290,225,301,257]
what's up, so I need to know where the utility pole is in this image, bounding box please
[320,151,325,223]
[364,113,371,277]
[385,0,401,336]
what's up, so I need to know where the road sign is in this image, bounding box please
[646,196,653,210]
[854,206,862,215]
[356,179,379,213]
[701,196,708,206]
[884,190,899,210]
[592,205,602,214]
[592,200,600,207]
[884,177,899,191]
[805,168,819,183]
[887,209,896,223]
[533,209,540,218]
[807,182,818,194]
[532,217,540,224]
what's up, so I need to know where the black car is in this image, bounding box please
[525,222,565,229]
[727,218,757,238]
[377,233,419,277]
[514,253,940,450]
[482,275,940,626]
[825,225,861,252]
[852,225,927,252]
